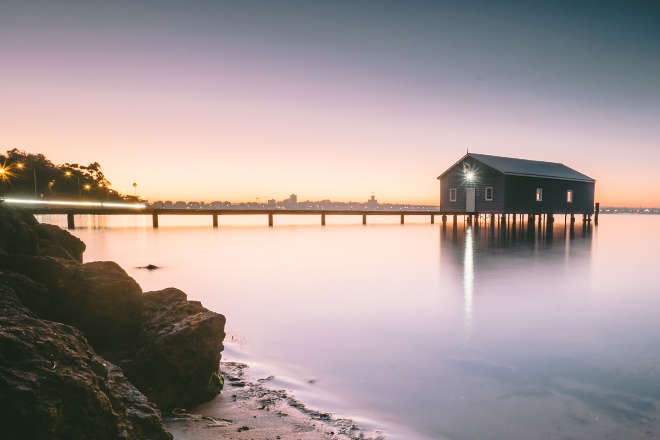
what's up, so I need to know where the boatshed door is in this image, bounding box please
[466,187,475,212]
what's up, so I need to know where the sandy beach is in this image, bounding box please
[165,362,384,440]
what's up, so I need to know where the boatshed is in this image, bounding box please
[437,153,595,214]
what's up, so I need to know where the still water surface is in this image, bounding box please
[39,214,660,439]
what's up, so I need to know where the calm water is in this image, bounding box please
[39,214,660,439]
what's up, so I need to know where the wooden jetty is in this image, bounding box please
[10,202,599,230]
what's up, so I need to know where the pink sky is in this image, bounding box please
[1,2,658,206]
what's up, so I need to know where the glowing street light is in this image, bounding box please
[83,184,91,190]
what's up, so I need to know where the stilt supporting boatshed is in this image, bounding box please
[152,213,159,229]
[67,213,75,230]
[595,203,599,225]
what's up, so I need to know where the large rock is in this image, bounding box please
[0,283,172,440]
[34,222,86,263]
[0,205,84,262]
[0,204,227,418]
[124,288,226,409]
[0,256,143,351]
[0,205,38,255]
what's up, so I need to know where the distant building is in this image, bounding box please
[437,153,595,214]
[366,194,378,209]
[283,193,298,209]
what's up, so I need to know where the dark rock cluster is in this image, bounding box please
[0,205,226,439]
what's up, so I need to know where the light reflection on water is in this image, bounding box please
[38,214,660,439]
[463,226,474,338]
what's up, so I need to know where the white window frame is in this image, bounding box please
[566,189,573,203]
[449,188,457,202]
[536,188,543,202]
[485,186,493,201]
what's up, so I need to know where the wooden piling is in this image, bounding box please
[268,213,273,227]
[362,214,367,225]
[442,214,447,225]
[430,214,434,224]
[595,202,599,225]
[152,213,158,229]
[321,213,326,226]
[67,213,75,230]
[400,214,405,225]
[212,214,218,228]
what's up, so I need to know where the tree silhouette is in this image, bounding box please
[0,149,124,200]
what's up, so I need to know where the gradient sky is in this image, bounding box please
[1,0,658,205]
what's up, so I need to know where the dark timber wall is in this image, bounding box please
[439,157,505,213]
[504,176,594,214]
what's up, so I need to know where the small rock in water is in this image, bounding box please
[138,264,160,270]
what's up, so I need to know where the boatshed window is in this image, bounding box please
[567,190,573,203]
[536,188,543,202]
[485,187,493,201]
[449,188,457,202]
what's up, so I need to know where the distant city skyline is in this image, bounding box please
[1,1,659,206]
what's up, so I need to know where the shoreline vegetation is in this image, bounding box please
[0,149,130,201]
[0,204,377,440]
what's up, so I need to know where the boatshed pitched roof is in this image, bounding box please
[439,153,595,182]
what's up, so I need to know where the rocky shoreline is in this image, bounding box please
[165,361,385,440]
[0,205,226,439]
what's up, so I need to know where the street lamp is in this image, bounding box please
[64,170,85,198]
